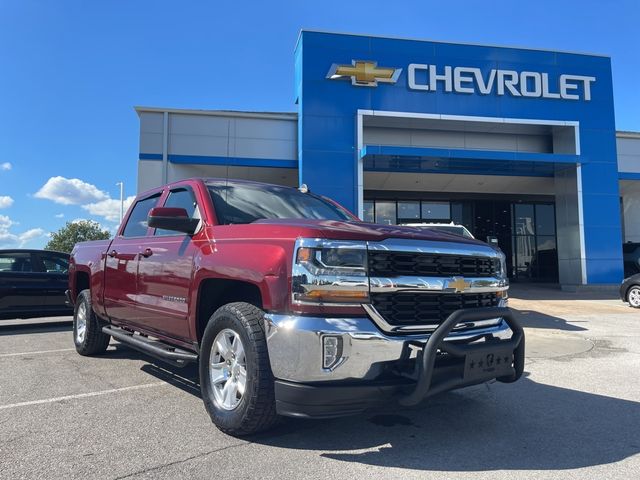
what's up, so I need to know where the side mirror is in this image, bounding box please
[147,207,199,235]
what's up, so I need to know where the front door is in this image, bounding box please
[136,186,202,341]
[103,193,161,324]
[0,251,45,318]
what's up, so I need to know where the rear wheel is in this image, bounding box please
[627,286,640,308]
[73,290,111,355]
[199,302,278,436]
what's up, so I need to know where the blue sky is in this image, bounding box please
[0,0,638,248]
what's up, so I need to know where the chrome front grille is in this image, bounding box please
[368,251,498,278]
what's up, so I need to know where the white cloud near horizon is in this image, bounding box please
[82,196,135,223]
[35,176,132,223]
[0,196,13,209]
[0,162,11,171]
[35,176,109,205]
[0,214,46,248]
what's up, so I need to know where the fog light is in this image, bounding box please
[322,335,343,370]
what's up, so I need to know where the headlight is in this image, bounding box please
[292,240,369,305]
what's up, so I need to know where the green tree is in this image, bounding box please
[45,220,111,253]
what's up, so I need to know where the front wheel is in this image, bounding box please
[73,289,111,355]
[199,302,278,436]
[627,286,640,308]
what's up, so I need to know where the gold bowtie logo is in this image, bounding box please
[447,277,470,293]
[326,60,402,87]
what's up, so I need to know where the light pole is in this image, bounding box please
[116,182,124,223]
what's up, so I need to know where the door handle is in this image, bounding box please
[108,250,118,258]
[140,248,153,258]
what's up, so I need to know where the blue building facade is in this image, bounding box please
[296,31,622,286]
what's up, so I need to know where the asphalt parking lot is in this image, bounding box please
[1,287,639,480]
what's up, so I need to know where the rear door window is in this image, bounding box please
[0,252,34,272]
[38,252,70,274]
[122,194,161,238]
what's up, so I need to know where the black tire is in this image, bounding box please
[627,285,640,308]
[73,289,111,355]
[199,302,278,436]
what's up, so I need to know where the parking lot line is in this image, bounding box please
[0,348,75,358]
[0,382,167,411]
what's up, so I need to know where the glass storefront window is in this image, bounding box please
[398,201,420,221]
[536,204,556,236]
[421,202,450,221]
[362,201,374,223]
[536,236,558,280]
[513,204,535,235]
[513,235,536,279]
[451,202,473,232]
[375,201,396,225]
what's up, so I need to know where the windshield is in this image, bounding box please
[208,183,353,225]
[420,225,473,238]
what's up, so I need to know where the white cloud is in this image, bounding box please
[0,162,11,171]
[34,176,109,205]
[0,214,46,248]
[82,195,135,223]
[55,213,64,218]
[0,214,14,230]
[0,196,13,209]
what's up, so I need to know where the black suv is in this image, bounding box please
[0,249,72,320]
[623,242,640,278]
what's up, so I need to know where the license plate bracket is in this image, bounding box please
[463,347,514,382]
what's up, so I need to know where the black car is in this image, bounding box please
[620,273,640,309]
[623,242,640,277]
[0,249,72,319]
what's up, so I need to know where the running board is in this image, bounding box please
[102,326,198,367]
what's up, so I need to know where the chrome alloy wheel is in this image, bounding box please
[629,286,640,308]
[75,301,87,344]
[210,328,247,410]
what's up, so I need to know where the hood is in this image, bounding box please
[249,219,487,246]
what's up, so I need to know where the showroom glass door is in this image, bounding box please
[512,203,558,282]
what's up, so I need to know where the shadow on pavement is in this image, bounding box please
[253,376,640,472]
[134,351,640,472]
[0,321,72,336]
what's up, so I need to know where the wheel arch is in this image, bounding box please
[193,277,267,344]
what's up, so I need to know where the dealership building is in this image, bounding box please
[136,31,640,288]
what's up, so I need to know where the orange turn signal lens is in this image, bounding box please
[300,289,369,304]
[297,247,313,263]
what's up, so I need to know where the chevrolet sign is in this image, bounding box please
[327,60,596,100]
[408,64,596,101]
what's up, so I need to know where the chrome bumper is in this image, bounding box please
[263,312,512,383]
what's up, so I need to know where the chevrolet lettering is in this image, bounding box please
[408,64,596,100]
[327,59,596,100]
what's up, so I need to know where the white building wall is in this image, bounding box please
[136,108,297,193]
[617,133,640,243]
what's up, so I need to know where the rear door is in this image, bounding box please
[103,193,161,324]
[135,186,203,341]
[34,251,71,313]
[0,251,46,318]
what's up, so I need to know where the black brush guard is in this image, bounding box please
[399,306,525,406]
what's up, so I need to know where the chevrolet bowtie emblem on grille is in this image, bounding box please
[446,276,470,293]
[326,60,402,87]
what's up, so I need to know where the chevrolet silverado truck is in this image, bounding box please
[68,178,524,435]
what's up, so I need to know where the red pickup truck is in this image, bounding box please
[69,178,524,435]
